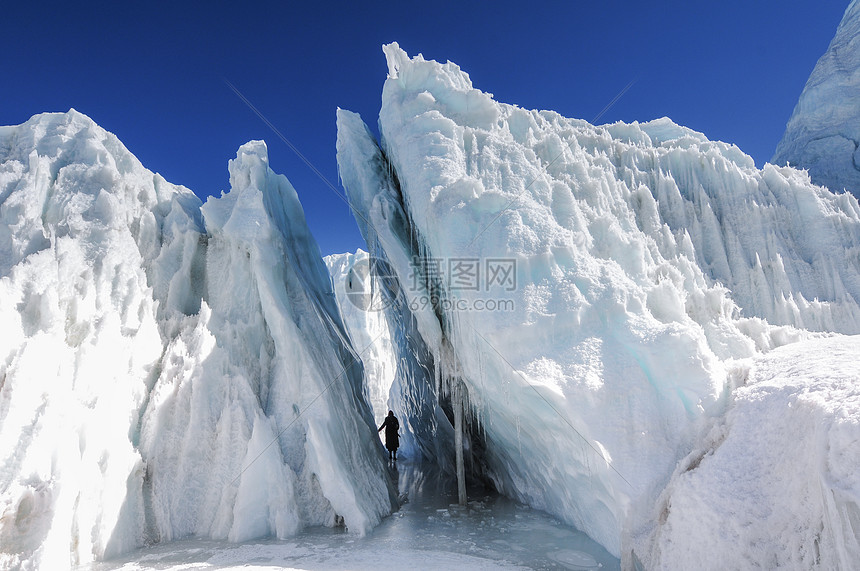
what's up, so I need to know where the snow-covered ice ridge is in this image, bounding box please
[0,111,395,569]
[336,42,860,567]
[774,0,860,196]
[637,335,860,569]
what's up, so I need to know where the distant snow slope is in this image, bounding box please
[0,112,393,569]
[337,43,860,562]
[773,0,860,195]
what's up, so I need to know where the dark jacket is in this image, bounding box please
[378,414,400,451]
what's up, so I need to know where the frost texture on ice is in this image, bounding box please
[0,112,394,569]
[773,0,860,195]
[336,43,860,560]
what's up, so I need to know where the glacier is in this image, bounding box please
[4,14,860,570]
[774,0,860,196]
[0,111,394,569]
[335,42,860,567]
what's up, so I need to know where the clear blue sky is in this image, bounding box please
[2,1,849,256]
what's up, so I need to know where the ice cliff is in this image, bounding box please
[336,43,860,566]
[0,111,394,569]
[774,0,860,195]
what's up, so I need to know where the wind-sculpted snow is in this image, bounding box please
[0,112,393,569]
[337,43,860,561]
[774,0,860,196]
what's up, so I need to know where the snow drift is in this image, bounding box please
[0,111,394,569]
[634,335,860,569]
[774,0,860,196]
[336,42,860,565]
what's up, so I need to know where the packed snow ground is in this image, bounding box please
[83,461,619,571]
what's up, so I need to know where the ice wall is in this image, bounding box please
[773,0,860,195]
[0,112,394,569]
[136,141,394,547]
[337,43,860,558]
[0,110,204,569]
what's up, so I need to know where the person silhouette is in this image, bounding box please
[378,410,400,461]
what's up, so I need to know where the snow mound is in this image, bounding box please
[773,0,860,195]
[337,43,860,558]
[637,335,860,570]
[0,112,393,569]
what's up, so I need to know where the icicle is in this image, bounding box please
[454,379,467,506]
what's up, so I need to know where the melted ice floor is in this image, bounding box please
[84,461,620,570]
